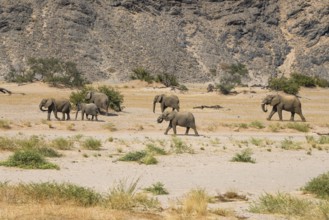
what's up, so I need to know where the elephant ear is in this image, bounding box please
[270,95,280,106]
[45,99,53,108]
[166,111,176,121]
[86,92,92,100]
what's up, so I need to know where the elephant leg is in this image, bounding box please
[193,126,199,136]
[53,110,60,120]
[290,112,295,121]
[267,110,276,120]
[82,112,85,120]
[95,115,98,121]
[164,125,172,135]
[185,127,190,135]
[298,112,306,122]
[277,110,283,121]
[47,110,51,121]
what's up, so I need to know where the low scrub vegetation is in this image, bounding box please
[250,192,329,219]
[281,138,302,150]
[170,137,194,154]
[231,149,256,163]
[0,120,11,129]
[50,137,74,150]
[286,122,310,132]
[249,120,265,129]
[144,182,169,195]
[268,73,329,95]
[303,172,329,200]
[81,138,102,150]
[0,149,59,169]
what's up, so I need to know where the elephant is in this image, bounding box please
[85,91,109,114]
[75,103,99,121]
[153,94,180,113]
[39,98,71,121]
[261,93,306,122]
[157,110,199,136]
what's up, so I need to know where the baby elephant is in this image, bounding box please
[75,103,100,121]
[157,111,199,136]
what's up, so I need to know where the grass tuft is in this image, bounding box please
[170,137,194,154]
[249,120,265,129]
[286,123,310,132]
[81,138,102,150]
[281,138,302,150]
[144,182,169,195]
[303,172,329,199]
[0,120,11,129]
[50,137,74,150]
[231,149,256,163]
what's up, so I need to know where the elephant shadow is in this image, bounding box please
[171,134,200,137]
[101,112,119,117]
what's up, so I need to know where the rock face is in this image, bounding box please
[0,0,328,84]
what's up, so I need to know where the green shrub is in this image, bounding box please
[146,143,167,155]
[69,86,94,107]
[286,123,310,132]
[319,136,329,144]
[6,57,87,87]
[178,84,189,92]
[291,73,316,87]
[231,149,256,163]
[217,63,249,95]
[118,151,147,162]
[144,182,169,195]
[171,137,194,154]
[281,138,302,150]
[0,182,102,206]
[98,86,124,112]
[50,137,74,150]
[140,154,158,165]
[156,73,179,87]
[268,77,300,95]
[315,77,329,88]
[81,138,102,150]
[130,67,154,83]
[0,149,59,169]
[303,172,329,199]
[249,192,312,216]
[249,120,265,129]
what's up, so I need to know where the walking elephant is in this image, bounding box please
[153,94,180,113]
[85,91,109,114]
[75,103,99,121]
[39,98,71,121]
[261,93,306,121]
[157,110,199,136]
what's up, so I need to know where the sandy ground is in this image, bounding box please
[0,81,329,219]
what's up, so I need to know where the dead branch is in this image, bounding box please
[0,87,12,95]
[193,105,223,110]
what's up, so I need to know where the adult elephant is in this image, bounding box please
[39,98,71,121]
[153,94,180,113]
[85,91,109,115]
[157,110,199,136]
[261,93,306,121]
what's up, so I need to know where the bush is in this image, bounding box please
[303,172,329,199]
[291,73,316,87]
[81,138,102,150]
[144,182,169,195]
[268,77,300,95]
[0,149,59,169]
[171,137,194,154]
[156,73,179,87]
[217,63,248,95]
[130,67,154,83]
[315,77,329,88]
[231,149,256,163]
[118,151,147,162]
[6,57,88,87]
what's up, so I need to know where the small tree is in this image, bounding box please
[130,67,154,83]
[268,77,300,95]
[156,73,179,87]
[217,63,249,95]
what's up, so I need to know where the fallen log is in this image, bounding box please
[193,105,223,110]
[0,87,25,95]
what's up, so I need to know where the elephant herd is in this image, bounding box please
[4,88,305,136]
[39,91,109,122]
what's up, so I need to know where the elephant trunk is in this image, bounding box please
[157,115,163,123]
[261,103,267,112]
[39,103,48,112]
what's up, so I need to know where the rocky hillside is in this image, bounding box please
[0,0,328,84]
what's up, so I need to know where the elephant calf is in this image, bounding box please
[157,110,199,136]
[75,103,99,121]
[39,98,71,121]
